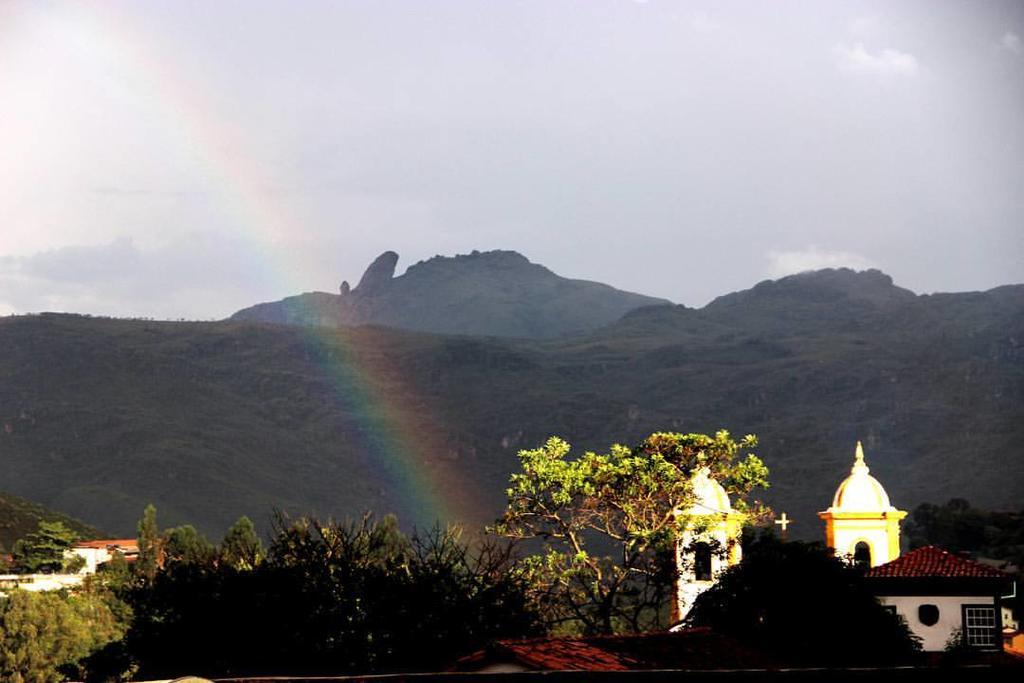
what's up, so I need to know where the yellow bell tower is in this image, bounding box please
[818,441,906,567]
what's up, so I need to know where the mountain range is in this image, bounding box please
[1,250,1021,542]
[231,250,670,338]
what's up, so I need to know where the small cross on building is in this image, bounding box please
[774,512,792,539]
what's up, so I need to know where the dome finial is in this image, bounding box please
[852,441,869,474]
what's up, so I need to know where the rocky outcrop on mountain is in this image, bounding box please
[352,250,399,296]
[709,268,917,309]
[695,268,919,333]
[231,249,672,338]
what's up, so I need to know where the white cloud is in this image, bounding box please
[0,234,274,319]
[688,11,717,33]
[833,42,919,78]
[766,248,876,278]
[999,32,1022,55]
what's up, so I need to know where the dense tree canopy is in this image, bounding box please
[0,586,126,683]
[906,498,1024,567]
[686,533,920,665]
[135,504,159,581]
[220,516,263,570]
[494,431,769,634]
[162,525,216,568]
[114,514,538,679]
[10,521,82,575]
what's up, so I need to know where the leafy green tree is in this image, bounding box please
[494,431,769,634]
[220,516,264,570]
[135,505,160,580]
[97,550,132,591]
[0,588,126,682]
[686,532,920,665]
[162,525,215,568]
[10,520,81,574]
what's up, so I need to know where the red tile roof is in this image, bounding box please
[482,637,632,671]
[454,628,774,672]
[72,539,138,550]
[867,546,1010,579]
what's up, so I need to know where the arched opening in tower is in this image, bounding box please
[693,542,713,581]
[853,541,872,569]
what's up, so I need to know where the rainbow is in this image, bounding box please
[40,3,487,529]
[300,325,480,528]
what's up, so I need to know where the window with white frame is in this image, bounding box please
[963,606,996,648]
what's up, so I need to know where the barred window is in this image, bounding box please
[964,606,996,648]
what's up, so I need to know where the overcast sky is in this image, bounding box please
[1,0,1022,319]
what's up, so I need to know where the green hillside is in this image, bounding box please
[0,268,1021,540]
[0,491,100,551]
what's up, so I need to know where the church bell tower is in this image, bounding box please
[819,441,906,567]
[672,468,744,623]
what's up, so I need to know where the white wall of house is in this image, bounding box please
[69,546,113,575]
[878,595,997,651]
[0,573,85,594]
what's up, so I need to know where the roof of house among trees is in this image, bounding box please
[72,538,137,550]
[867,546,1010,579]
[453,628,774,672]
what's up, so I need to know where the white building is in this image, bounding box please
[0,573,84,593]
[866,546,1013,651]
[68,538,138,574]
[0,538,138,594]
[816,441,1014,652]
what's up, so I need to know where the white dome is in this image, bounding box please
[686,467,733,515]
[829,442,894,512]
